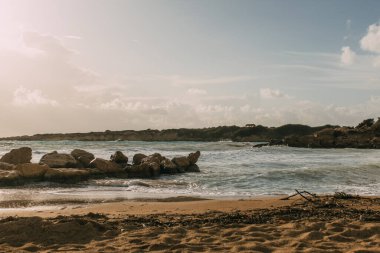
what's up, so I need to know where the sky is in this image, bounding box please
[0,0,380,137]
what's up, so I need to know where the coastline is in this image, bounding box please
[0,195,379,252]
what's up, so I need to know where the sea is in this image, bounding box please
[1,140,380,203]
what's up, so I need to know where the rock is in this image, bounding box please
[186,164,200,172]
[110,151,128,164]
[44,168,91,182]
[150,153,165,162]
[133,153,147,165]
[141,156,161,165]
[71,149,95,167]
[269,139,284,146]
[0,170,22,185]
[160,158,178,174]
[40,151,78,168]
[172,156,190,172]
[125,162,161,178]
[15,163,49,178]
[89,158,123,173]
[187,151,201,165]
[0,147,32,165]
[252,143,268,148]
[0,162,16,170]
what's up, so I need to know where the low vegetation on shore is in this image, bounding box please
[2,118,380,149]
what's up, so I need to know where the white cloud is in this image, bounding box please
[340,46,356,65]
[260,88,288,99]
[187,88,207,95]
[13,86,58,106]
[360,23,380,53]
[22,31,73,58]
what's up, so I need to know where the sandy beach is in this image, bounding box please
[0,195,379,252]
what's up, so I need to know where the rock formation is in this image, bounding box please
[0,146,202,186]
[0,147,32,165]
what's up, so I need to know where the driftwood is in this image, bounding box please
[281,189,317,201]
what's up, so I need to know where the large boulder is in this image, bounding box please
[44,168,91,182]
[40,151,78,168]
[172,156,190,172]
[15,163,49,178]
[0,147,32,165]
[187,151,201,165]
[89,158,123,173]
[133,153,147,165]
[0,162,16,170]
[141,156,161,165]
[110,151,128,165]
[125,162,160,178]
[0,170,22,185]
[71,149,95,168]
[160,158,178,174]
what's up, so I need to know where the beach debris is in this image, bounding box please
[281,190,318,201]
[333,192,359,199]
[0,147,32,165]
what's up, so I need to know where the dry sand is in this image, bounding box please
[0,195,379,252]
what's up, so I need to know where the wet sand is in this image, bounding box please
[0,195,379,252]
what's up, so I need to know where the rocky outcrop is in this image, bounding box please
[40,152,78,168]
[188,151,200,165]
[172,156,191,172]
[0,148,201,186]
[15,163,49,178]
[44,168,91,182]
[0,170,22,185]
[160,158,178,174]
[187,164,200,172]
[0,147,32,165]
[71,149,95,167]
[125,163,160,178]
[110,151,128,165]
[133,153,147,165]
[89,158,123,174]
[0,162,16,170]
[283,118,380,148]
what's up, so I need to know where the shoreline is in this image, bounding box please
[0,195,379,252]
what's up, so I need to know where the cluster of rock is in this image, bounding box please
[0,147,201,186]
[283,118,380,148]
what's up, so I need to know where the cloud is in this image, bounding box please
[12,86,58,106]
[260,88,288,99]
[164,75,254,86]
[23,31,73,58]
[360,23,380,53]
[340,46,356,65]
[187,88,207,95]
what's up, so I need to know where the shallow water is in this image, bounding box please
[1,140,380,202]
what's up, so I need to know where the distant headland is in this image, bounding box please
[1,118,380,149]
